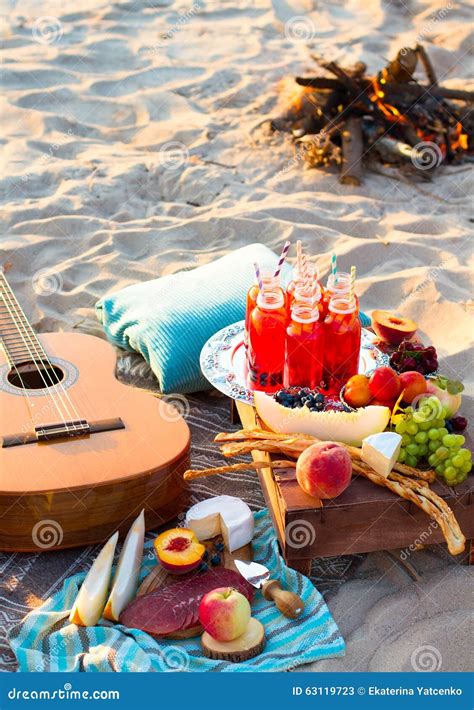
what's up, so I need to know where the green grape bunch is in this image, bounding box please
[394,396,472,487]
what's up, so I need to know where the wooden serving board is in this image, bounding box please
[136,537,253,639]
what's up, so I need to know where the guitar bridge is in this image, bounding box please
[35,420,90,442]
[2,418,125,448]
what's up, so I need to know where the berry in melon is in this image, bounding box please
[254,391,390,447]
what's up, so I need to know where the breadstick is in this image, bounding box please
[352,461,465,555]
[215,429,435,482]
[183,460,296,481]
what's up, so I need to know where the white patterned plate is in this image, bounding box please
[200,320,389,405]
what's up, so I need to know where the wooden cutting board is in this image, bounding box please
[136,537,253,639]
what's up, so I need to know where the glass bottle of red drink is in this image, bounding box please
[325,272,359,309]
[323,297,361,394]
[293,279,325,321]
[247,288,287,392]
[286,301,324,389]
[287,263,324,312]
[245,273,284,347]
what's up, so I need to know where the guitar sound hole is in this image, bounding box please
[7,361,65,390]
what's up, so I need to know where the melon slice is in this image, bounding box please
[254,391,390,447]
[69,531,118,627]
[103,510,145,622]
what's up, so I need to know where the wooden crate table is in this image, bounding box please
[235,401,474,574]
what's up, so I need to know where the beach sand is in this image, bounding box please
[1,0,473,672]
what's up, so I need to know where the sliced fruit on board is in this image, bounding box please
[154,528,205,575]
[201,617,265,662]
[103,510,145,622]
[120,568,255,639]
[371,310,417,345]
[185,496,254,553]
[69,531,118,627]
[254,391,390,447]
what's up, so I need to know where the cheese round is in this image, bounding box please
[185,496,254,552]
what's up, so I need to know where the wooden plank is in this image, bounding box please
[235,401,287,549]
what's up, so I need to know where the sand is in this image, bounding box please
[1,0,473,673]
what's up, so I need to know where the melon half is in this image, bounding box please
[254,392,390,447]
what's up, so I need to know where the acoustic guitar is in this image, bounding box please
[0,273,190,552]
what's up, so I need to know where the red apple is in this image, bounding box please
[198,587,251,642]
[371,310,417,345]
[296,442,352,500]
[399,371,427,404]
[369,366,401,402]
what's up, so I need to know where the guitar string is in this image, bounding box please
[0,280,77,431]
[3,280,87,431]
[0,279,74,430]
[0,277,82,430]
[0,331,36,429]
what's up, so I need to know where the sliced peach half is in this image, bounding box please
[154,528,205,575]
[371,310,417,345]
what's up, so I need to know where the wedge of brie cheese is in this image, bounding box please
[361,432,402,478]
[185,496,254,552]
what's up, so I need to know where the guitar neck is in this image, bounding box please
[0,273,47,366]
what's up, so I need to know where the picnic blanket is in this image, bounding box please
[9,510,345,672]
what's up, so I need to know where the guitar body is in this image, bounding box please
[0,331,190,552]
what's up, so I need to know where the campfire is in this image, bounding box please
[271,45,473,184]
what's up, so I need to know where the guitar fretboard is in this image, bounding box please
[0,273,47,366]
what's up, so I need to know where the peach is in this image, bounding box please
[372,310,417,345]
[399,371,427,404]
[369,366,401,402]
[199,587,251,642]
[296,441,352,500]
[344,374,372,408]
[154,528,205,575]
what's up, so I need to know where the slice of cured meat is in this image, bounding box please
[120,568,254,638]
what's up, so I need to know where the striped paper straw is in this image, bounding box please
[274,240,291,278]
[331,252,338,285]
[253,262,263,291]
[349,265,356,305]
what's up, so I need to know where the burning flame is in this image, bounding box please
[278,78,314,112]
[451,121,468,151]
[370,74,409,125]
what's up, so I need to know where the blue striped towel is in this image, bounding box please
[9,510,345,672]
